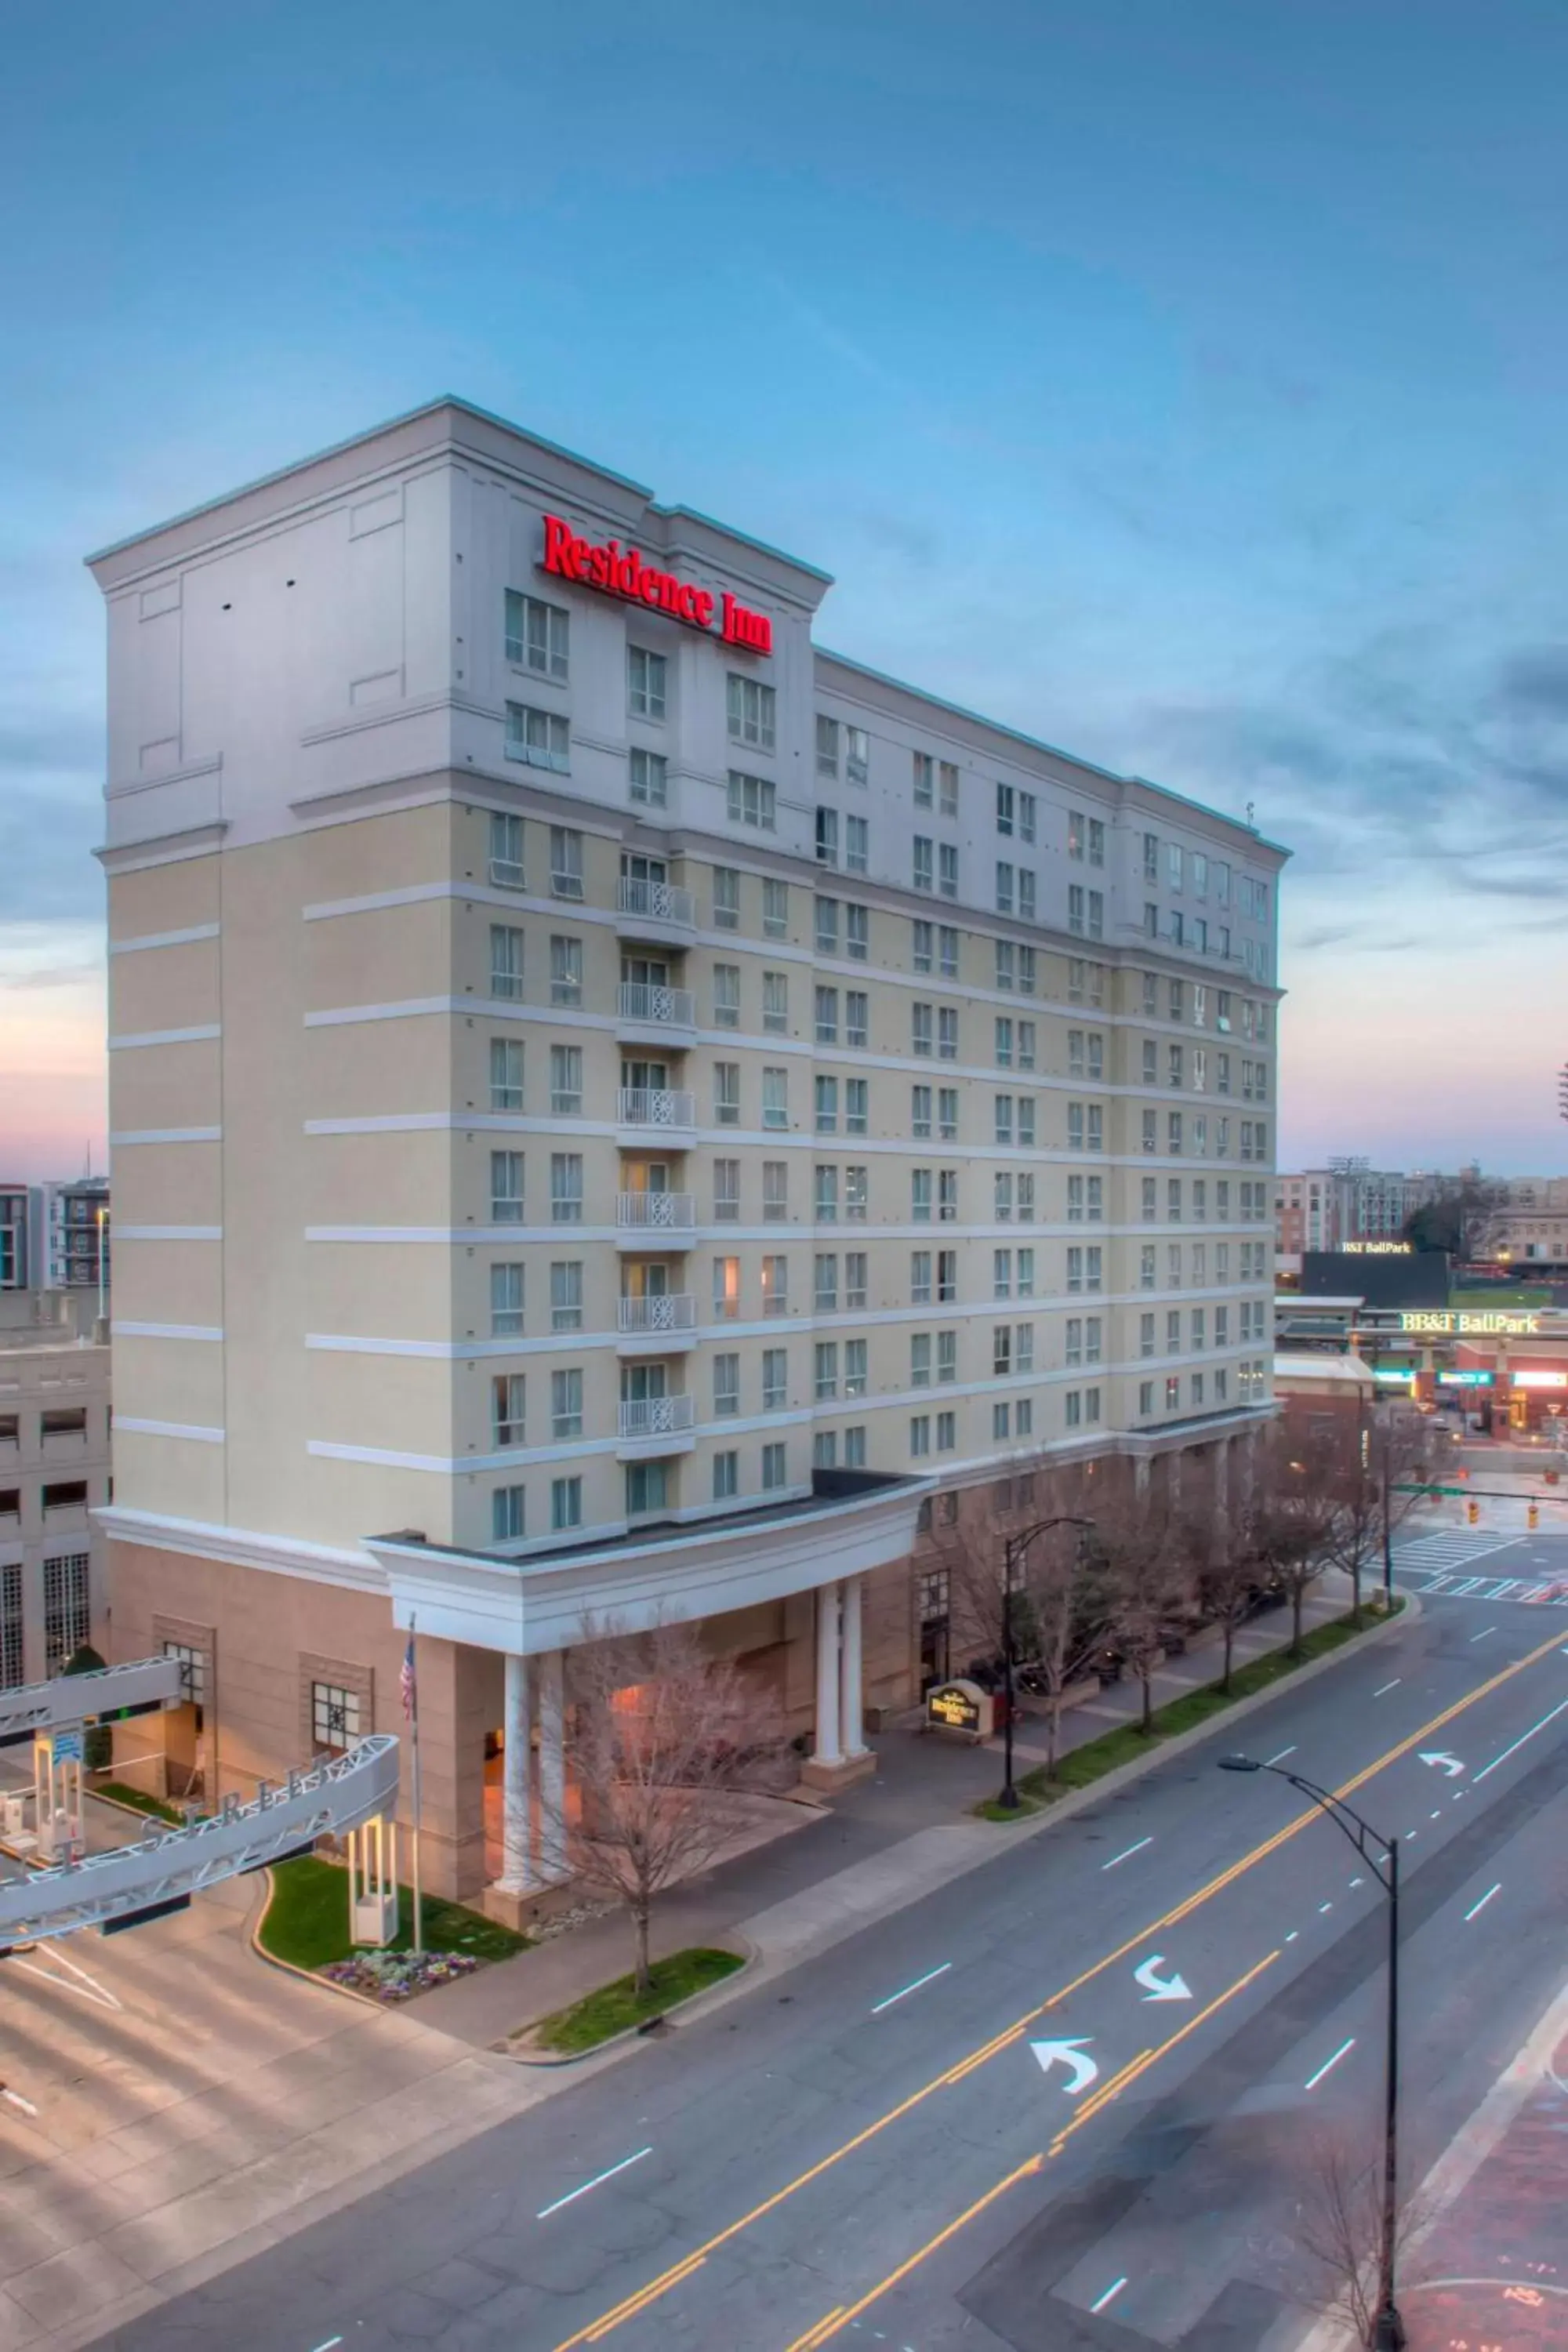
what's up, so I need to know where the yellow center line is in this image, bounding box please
[792,1954,1286,2349]
[550,1624,1566,2350]
[782,2156,1046,2352]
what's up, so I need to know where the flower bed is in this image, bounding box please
[322,1948,481,2002]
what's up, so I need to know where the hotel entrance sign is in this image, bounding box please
[541,514,773,652]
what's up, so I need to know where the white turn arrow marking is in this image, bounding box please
[1134,1955,1192,2002]
[1029,2037,1099,2095]
[1420,1751,1465,1778]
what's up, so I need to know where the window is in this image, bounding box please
[714,1159,740,1221]
[1142,1176,1157,1220]
[711,1449,739,1501]
[1016,869,1035,921]
[815,806,839,866]
[506,701,571,774]
[628,644,666,720]
[550,1152,583,1223]
[1017,1096,1035,1146]
[996,939,1015,992]
[911,1083,932,1142]
[713,1256,741,1321]
[714,1062,741,1124]
[993,1249,1011,1301]
[910,1416,931,1459]
[550,1044,582,1117]
[815,986,839,1046]
[550,1261,580,1336]
[938,1007,958,1060]
[1069,884,1085,935]
[629,746,667,807]
[939,844,959,898]
[996,782,1014,836]
[992,1402,1011,1442]
[713,963,740,1030]
[1140,1243,1157,1290]
[1018,945,1036,995]
[311,1678,361,1753]
[816,714,840,777]
[763,1348,788,1410]
[940,927,960,978]
[728,771,776,831]
[762,1254,787,1316]
[713,866,740,930]
[846,1164,869,1220]
[939,762,959,816]
[492,1371,526,1447]
[995,1094,1014,1146]
[913,836,934,893]
[993,1324,1012,1377]
[491,1150,524,1224]
[626,1461,670,1516]
[846,727,869,786]
[490,1036,523,1112]
[913,1001,934,1057]
[846,990,868,1049]
[912,1167,933,1224]
[815,1163,839,1225]
[846,902,869,960]
[489,1261,525,1338]
[911,1331,932,1388]
[939,1168,958,1221]
[762,1067,789,1130]
[913,751,935,808]
[503,590,568,678]
[815,895,839,955]
[488,811,524,888]
[547,1475,583,1533]
[490,924,524,1000]
[1087,890,1103,940]
[1065,1390,1083,1430]
[937,1249,957,1303]
[549,1367,583,1443]
[1168,1110,1184,1155]
[1015,1247,1034,1298]
[846,815,869,874]
[546,935,580,1008]
[1017,1172,1036,1221]
[815,1076,838,1134]
[846,1077,868,1136]
[911,1250,932,1307]
[815,1342,839,1401]
[763,1160,788,1220]
[996,1016,1014,1070]
[846,1253,868,1312]
[728,673,775,750]
[996,861,1014,915]
[938,1087,958,1142]
[549,826,583,900]
[913,919,934,975]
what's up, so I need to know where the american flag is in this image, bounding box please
[400,1633,417,1721]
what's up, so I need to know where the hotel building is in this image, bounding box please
[89,399,1284,1907]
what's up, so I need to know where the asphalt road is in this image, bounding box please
[96,1534,1568,2352]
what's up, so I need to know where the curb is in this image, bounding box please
[247,1866,384,2010]
[965,1595,1415,1849]
[502,1938,756,2067]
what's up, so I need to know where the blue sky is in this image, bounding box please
[4,0,1566,1174]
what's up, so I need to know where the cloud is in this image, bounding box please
[0,961,102,992]
[1294,923,1355,951]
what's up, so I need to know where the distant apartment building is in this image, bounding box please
[0,1185,27,1290]
[36,1176,111,1297]
[1489,1175,1568,1267]
[0,1327,111,1687]
[1276,1160,1443,1263]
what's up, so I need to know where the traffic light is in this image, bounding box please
[1467,1499,1480,1526]
[1529,1503,1540,1530]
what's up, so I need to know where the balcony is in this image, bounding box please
[616,1294,698,1356]
[615,1192,696,1247]
[615,1392,697,1460]
[616,982,697,1044]
[616,876,696,946]
[616,1087,697,1146]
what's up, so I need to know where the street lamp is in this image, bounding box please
[995,1515,1094,1810]
[1218,1754,1404,2350]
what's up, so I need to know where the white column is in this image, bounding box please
[498,1652,534,1892]
[813,1582,843,1766]
[839,1574,867,1758]
[538,1650,567,1882]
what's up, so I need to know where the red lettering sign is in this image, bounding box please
[540,513,770,654]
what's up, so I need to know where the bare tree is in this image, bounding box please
[1094,1483,1191,1733]
[557,1619,786,1994]
[1183,1496,1264,1695]
[1252,1432,1344,1657]
[1318,1407,1436,1624]
[1028,1523,1115,1776]
[1290,2124,1433,2348]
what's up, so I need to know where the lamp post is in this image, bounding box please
[1218,1754,1404,2350]
[995,1515,1094,1810]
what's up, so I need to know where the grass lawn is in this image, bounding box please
[258,1855,530,1972]
[93,1780,187,1826]
[1450,1284,1551,1308]
[532,1948,743,2053]
[974,1599,1404,1816]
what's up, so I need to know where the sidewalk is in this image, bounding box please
[420,1566,1364,2046]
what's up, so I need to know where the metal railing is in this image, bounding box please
[616,1192,696,1230]
[617,982,696,1027]
[617,1394,696,1440]
[617,877,695,927]
[617,1086,696,1128]
[617,1294,697,1335]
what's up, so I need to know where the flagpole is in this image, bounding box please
[408,1613,424,1956]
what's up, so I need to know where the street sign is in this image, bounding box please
[49,1729,82,1763]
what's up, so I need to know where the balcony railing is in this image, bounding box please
[617,982,695,1028]
[616,1192,696,1231]
[617,1087,696,1130]
[617,877,695,928]
[617,1394,695,1441]
[616,1294,697,1336]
